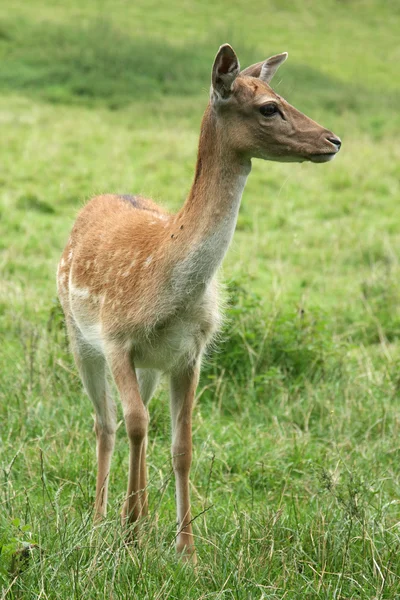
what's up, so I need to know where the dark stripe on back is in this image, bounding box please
[118,194,159,214]
[119,194,141,208]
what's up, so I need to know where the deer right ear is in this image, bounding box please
[259,53,288,83]
[240,52,288,82]
[211,44,240,102]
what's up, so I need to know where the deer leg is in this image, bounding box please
[66,319,116,521]
[170,363,199,562]
[136,369,161,517]
[106,347,148,528]
[93,403,115,520]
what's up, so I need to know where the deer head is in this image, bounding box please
[210,44,341,163]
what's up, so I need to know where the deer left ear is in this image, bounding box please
[259,52,288,83]
[211,44,240,101]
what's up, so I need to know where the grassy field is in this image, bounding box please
[1,0,400,597]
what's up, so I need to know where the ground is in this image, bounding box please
[0,0,400,597]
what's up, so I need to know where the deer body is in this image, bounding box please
[59,194,222,367]
[57,45,341,562]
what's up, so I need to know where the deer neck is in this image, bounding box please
[172,107,251,295]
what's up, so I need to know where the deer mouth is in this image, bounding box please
[309,152,337,164]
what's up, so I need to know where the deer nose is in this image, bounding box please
[327,136,341,151]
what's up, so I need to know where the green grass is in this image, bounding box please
[1,0,400,597]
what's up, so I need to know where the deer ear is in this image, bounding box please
[259,52,288,83]
[211,44,240,101]
[240,52,288,81]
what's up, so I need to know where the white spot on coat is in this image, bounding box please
[70,284,90,299]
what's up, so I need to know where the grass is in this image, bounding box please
[1,0,400,597]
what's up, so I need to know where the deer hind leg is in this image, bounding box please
[106,346,149,528]
[136,369,161,517]
[170,363,200,563]
[66,319,116,521]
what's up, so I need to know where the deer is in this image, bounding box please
[57,44,341,563]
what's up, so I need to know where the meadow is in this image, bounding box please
[1,0,400,597]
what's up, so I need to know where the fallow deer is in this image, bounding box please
[57,44,341,562]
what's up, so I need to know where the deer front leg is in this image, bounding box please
[106,346,148,530]
[170,363,199,563]
[138,432,149,517]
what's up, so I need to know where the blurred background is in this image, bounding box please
[1,0,400,597]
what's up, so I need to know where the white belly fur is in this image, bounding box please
[70,280,222,374]
[133,282,221,371]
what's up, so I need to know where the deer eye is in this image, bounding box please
[259,103,278,117]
